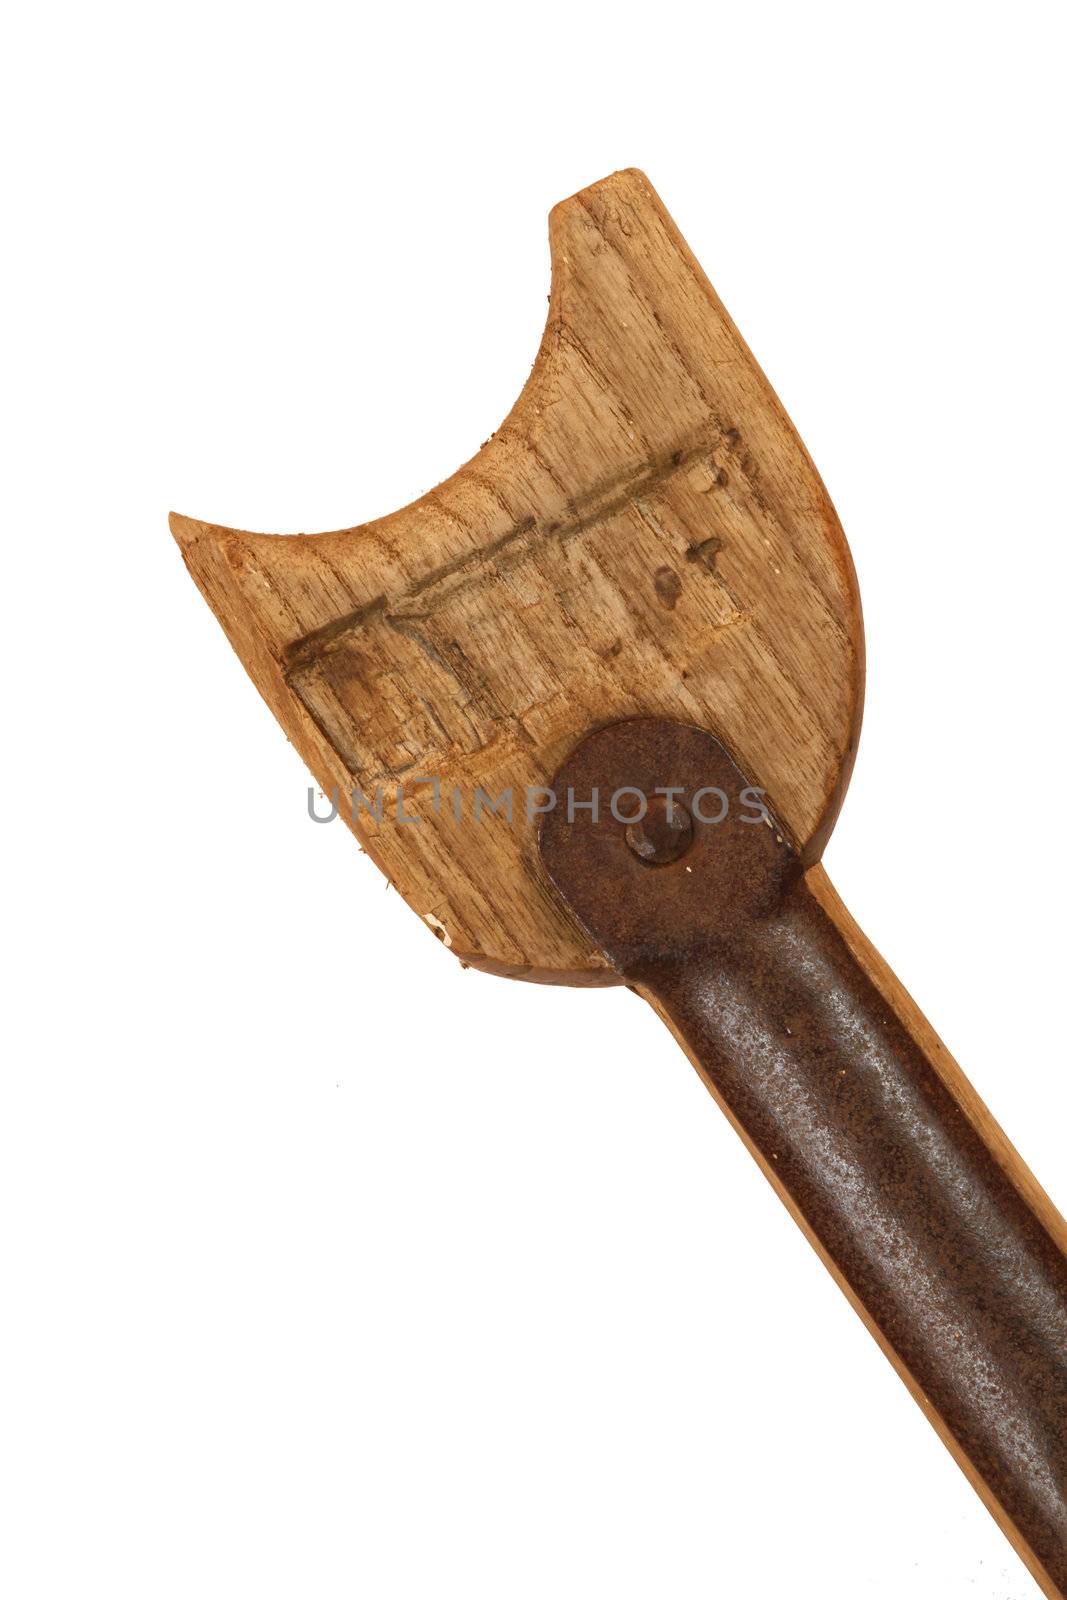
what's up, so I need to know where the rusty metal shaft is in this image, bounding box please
[540,719,1067,1596]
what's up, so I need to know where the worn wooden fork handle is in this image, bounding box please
[540,718,1067,1599]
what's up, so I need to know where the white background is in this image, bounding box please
[2,3,1065,1596]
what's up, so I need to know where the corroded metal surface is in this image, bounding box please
[540,718,1067,1593]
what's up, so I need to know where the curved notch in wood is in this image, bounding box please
[172,168,863,981]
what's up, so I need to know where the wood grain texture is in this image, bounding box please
[172,168,863,979]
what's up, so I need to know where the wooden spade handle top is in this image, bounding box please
[540,719,1067,1599]
[172,169,863,981]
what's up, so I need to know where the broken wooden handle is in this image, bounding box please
[540,719,1067,1599]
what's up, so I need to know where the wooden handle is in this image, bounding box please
[171,168,866,983]
[540,718,1067,1598]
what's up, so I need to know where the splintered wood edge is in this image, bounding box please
[173,168,864,982]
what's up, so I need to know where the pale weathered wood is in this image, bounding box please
[172,168,862,980]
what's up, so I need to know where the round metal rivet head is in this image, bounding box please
[624,795,694,866]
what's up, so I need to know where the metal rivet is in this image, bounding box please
[625,795,694,866]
